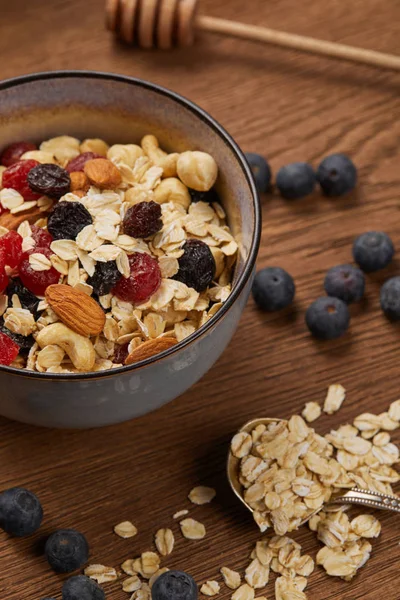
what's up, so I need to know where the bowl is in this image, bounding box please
[0,70,260,429]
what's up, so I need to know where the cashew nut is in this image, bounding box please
[80,138,110,157]
[154,177,191,209]
[141,135,179,178]
[36,323,96,372]
[177,151,218,192]
[107,144,144,168]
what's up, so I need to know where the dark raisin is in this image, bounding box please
[27,164,71,199]
[122,201,162,238]
[189,188,220,204]
[0,322,34,354]
[47,201,92,240]
[6,278,41,317]
[113,343,129,365]
[174,239,216,292]
[87,261,122,296]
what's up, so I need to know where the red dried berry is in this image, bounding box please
[0,268,8,294]
[0,206,9,217]
[30,225,53,249]
[19,247,60,296]
[66,152,102,173]
[2,160,41,201]
[0,142,37,167]
[0,331,20,366]
[0,231,23,268]
[27,164,71,199]
[113,252,161,304]
[113,343,129,365]
[122,201,162,238]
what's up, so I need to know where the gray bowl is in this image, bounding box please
[0,71,260,428]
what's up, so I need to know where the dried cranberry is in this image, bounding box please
[122,201,162,238]
[0,142,37,167]
[174,239,216,292]
[0,322,34,354]
[87,261,122,296]
[6,278,40,316]
[66,152,102,173]
[47,201,92,240]
[27,164,71,199]
[113,343,129,365]
[0,331,20,366]
[0,231,23,268]
[113,252,161,304]
[30,225,53,249]
[2,160,41,201]
[19,247,60,296]
[189,187,220,204]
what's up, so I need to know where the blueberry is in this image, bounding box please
[353,231,394,272]
[380,277,400,320]
[316,153,357,196]
[276,162,316,199]
[62,575,105,600]
[45,529,89,573]
[324,264,365,303]
[305,296,350,340]
[252,267,295,311]
[0,487,43,536]
[245,153,271,194]
[151,570,197,600]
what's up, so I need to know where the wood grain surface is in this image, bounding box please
[0,0,400,598]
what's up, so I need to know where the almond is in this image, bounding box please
[0,207,43,230]
[70,171,90,193]
[84,158,122,189]
[125,337,177,365]
[45,284,106,337]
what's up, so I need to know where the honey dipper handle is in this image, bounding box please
[196,15,400,71]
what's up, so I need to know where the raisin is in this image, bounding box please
[113,252,161,304]
[0,331,20,365]
[19,248,60,296]
[6,278,41,316]
[113,343,129,365]
[47,201,92,240]
[122,201,162,238]
[189,187,220,204]
[0,231,23,268]
[30,225,53,249]
[0,322,34,354]
[27,164,71,199]
[174,239,216,292]
[0,141,37,167]
[2,160,41,201]
[87,261,122,296]
[66,152,103,173]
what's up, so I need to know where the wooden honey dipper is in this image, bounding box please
[106,0,400,71]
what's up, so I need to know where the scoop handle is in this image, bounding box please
[333,488,400,513]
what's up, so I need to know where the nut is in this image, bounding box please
[154,178,191,209]
[107,144,144,167]
[80,138,109,157]
[46,284,106,336]
[70,171,90,193]
[177,151,218,192]
[36,322,96,371]
[0,207,44,230]
[125,337,177,365]
[141,135,179,178]
[84,158,122,189]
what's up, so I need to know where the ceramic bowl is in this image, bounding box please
[0,71,260,428]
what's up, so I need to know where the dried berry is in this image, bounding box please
[0,322,34,354]
[189,188,220,204]
[19,248,60,296]
[113,343,129,365]
[87,261,122,296]
[122,201,162,238]
[113,252,161,304]
[27,164,71,199]
[47,201,92,240]
[0,231,23,268]
[2,160,41,201]
[0,142,37,167]
[6,278,41,316]
[66,152,102,173]
[174,239,216,292]
[0,269,8,295]
[0,331,20,366]
[30,225,53,249]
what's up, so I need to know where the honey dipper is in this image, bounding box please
[106,0,400,71]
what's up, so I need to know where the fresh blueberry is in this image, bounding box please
[276,162,316,199]
[245,153,271,194]
[151,570,197,600]
[380,277,400,320]
[62,575,105,600]
[353,231,394,272]
[0,487,43,536]
[316,153,357,196]
[305,296,350,340]
[324,264,365,303]
[252,267,295,311]
[45,529,89,573]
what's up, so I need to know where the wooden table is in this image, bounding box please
[0,0,400,598]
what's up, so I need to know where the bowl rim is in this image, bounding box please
[0,69,261,380]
